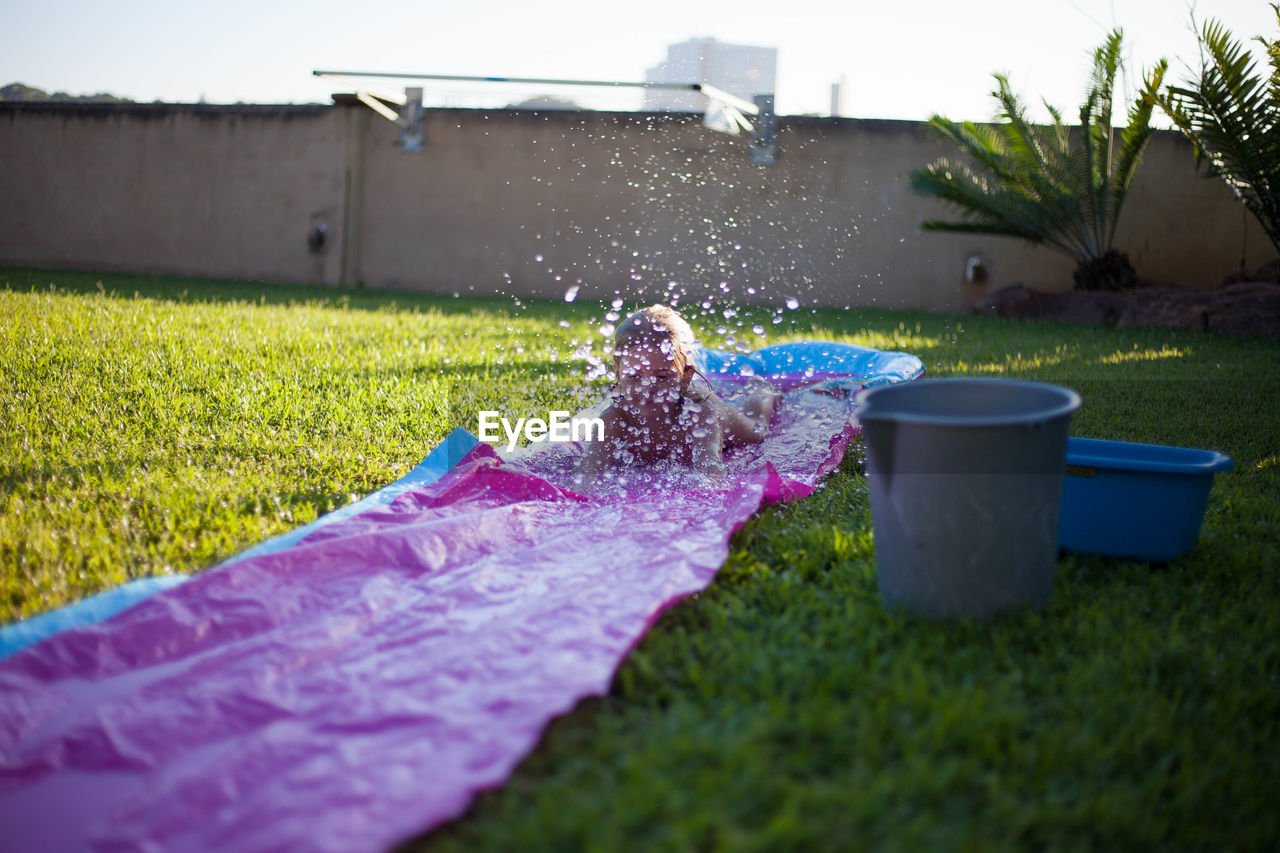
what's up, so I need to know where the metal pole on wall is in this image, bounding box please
[312,70,772,162]
[339,106,367,287]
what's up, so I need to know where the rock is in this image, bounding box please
[974,282,1280,338]
[1221,260,1280,286]
[1058,290,1127,325]
[972,284,1052,318]
[974,286,1130,325]
[1116,287,1210,331]
[1206,282,1280,337]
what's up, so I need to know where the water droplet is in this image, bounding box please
[535,254,544,263]
[611,297,624,310]
[559,319,571,328]
[563,286,579,302]
[752,324,765,336]
[785,296,800,310]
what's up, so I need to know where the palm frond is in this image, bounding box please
[1074,88,1104,257]
[993,75,1052,172]
[909,159,1091,260]
[1154,10,1280,253]
[1091,29,1123,170]
[924,116,1014,180]
[994,76,1077,202]
[908,28,1163,283]
[918,218,1054,240]
[924,113,1069,218]
[1108,60,1168,245]
[1266,4,1280,106]
[1039,101,1072,164]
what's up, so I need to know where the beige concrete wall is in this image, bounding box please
[0,103,350,285]
[2,102,1271,311]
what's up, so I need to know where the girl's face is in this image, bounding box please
[615,344,687,417]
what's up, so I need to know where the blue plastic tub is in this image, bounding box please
[1058,438,1233,561]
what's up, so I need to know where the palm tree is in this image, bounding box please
[909,30,1167,291]
[1156,5,1280,257]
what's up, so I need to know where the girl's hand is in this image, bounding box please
[741,379,782,435]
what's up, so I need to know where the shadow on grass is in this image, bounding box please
[1,265,960,343]
[1,266,583,320]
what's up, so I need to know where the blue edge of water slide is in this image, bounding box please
[0,342,925,661]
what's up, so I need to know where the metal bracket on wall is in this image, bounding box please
[694,83,776,165]
[350,87,423,153]
[398,87,424,152]
[317,70,776,161]
[750,95,777,166]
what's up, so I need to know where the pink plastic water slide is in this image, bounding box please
[0,344,921,851]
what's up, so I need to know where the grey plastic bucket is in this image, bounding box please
[853,379,1081,619]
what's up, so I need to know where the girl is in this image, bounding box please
[577,304,780,486]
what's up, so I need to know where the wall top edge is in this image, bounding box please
[0,99,925,129]
[0,100,1192,143]
[0,102,332,119]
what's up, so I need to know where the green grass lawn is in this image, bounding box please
[3,268,1278,850]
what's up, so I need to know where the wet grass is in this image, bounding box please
[4,268,1279,850]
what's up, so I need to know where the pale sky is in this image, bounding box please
[3,0,1275,122]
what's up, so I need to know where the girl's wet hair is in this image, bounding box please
[614,305,696,371]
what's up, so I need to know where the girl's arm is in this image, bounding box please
[697,377,781,448]
[574,406,621,488]
[688,417,727,481]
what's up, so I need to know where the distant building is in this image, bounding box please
[643,38,776,112]
[0,82,131,103]
[505,95,585,111]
